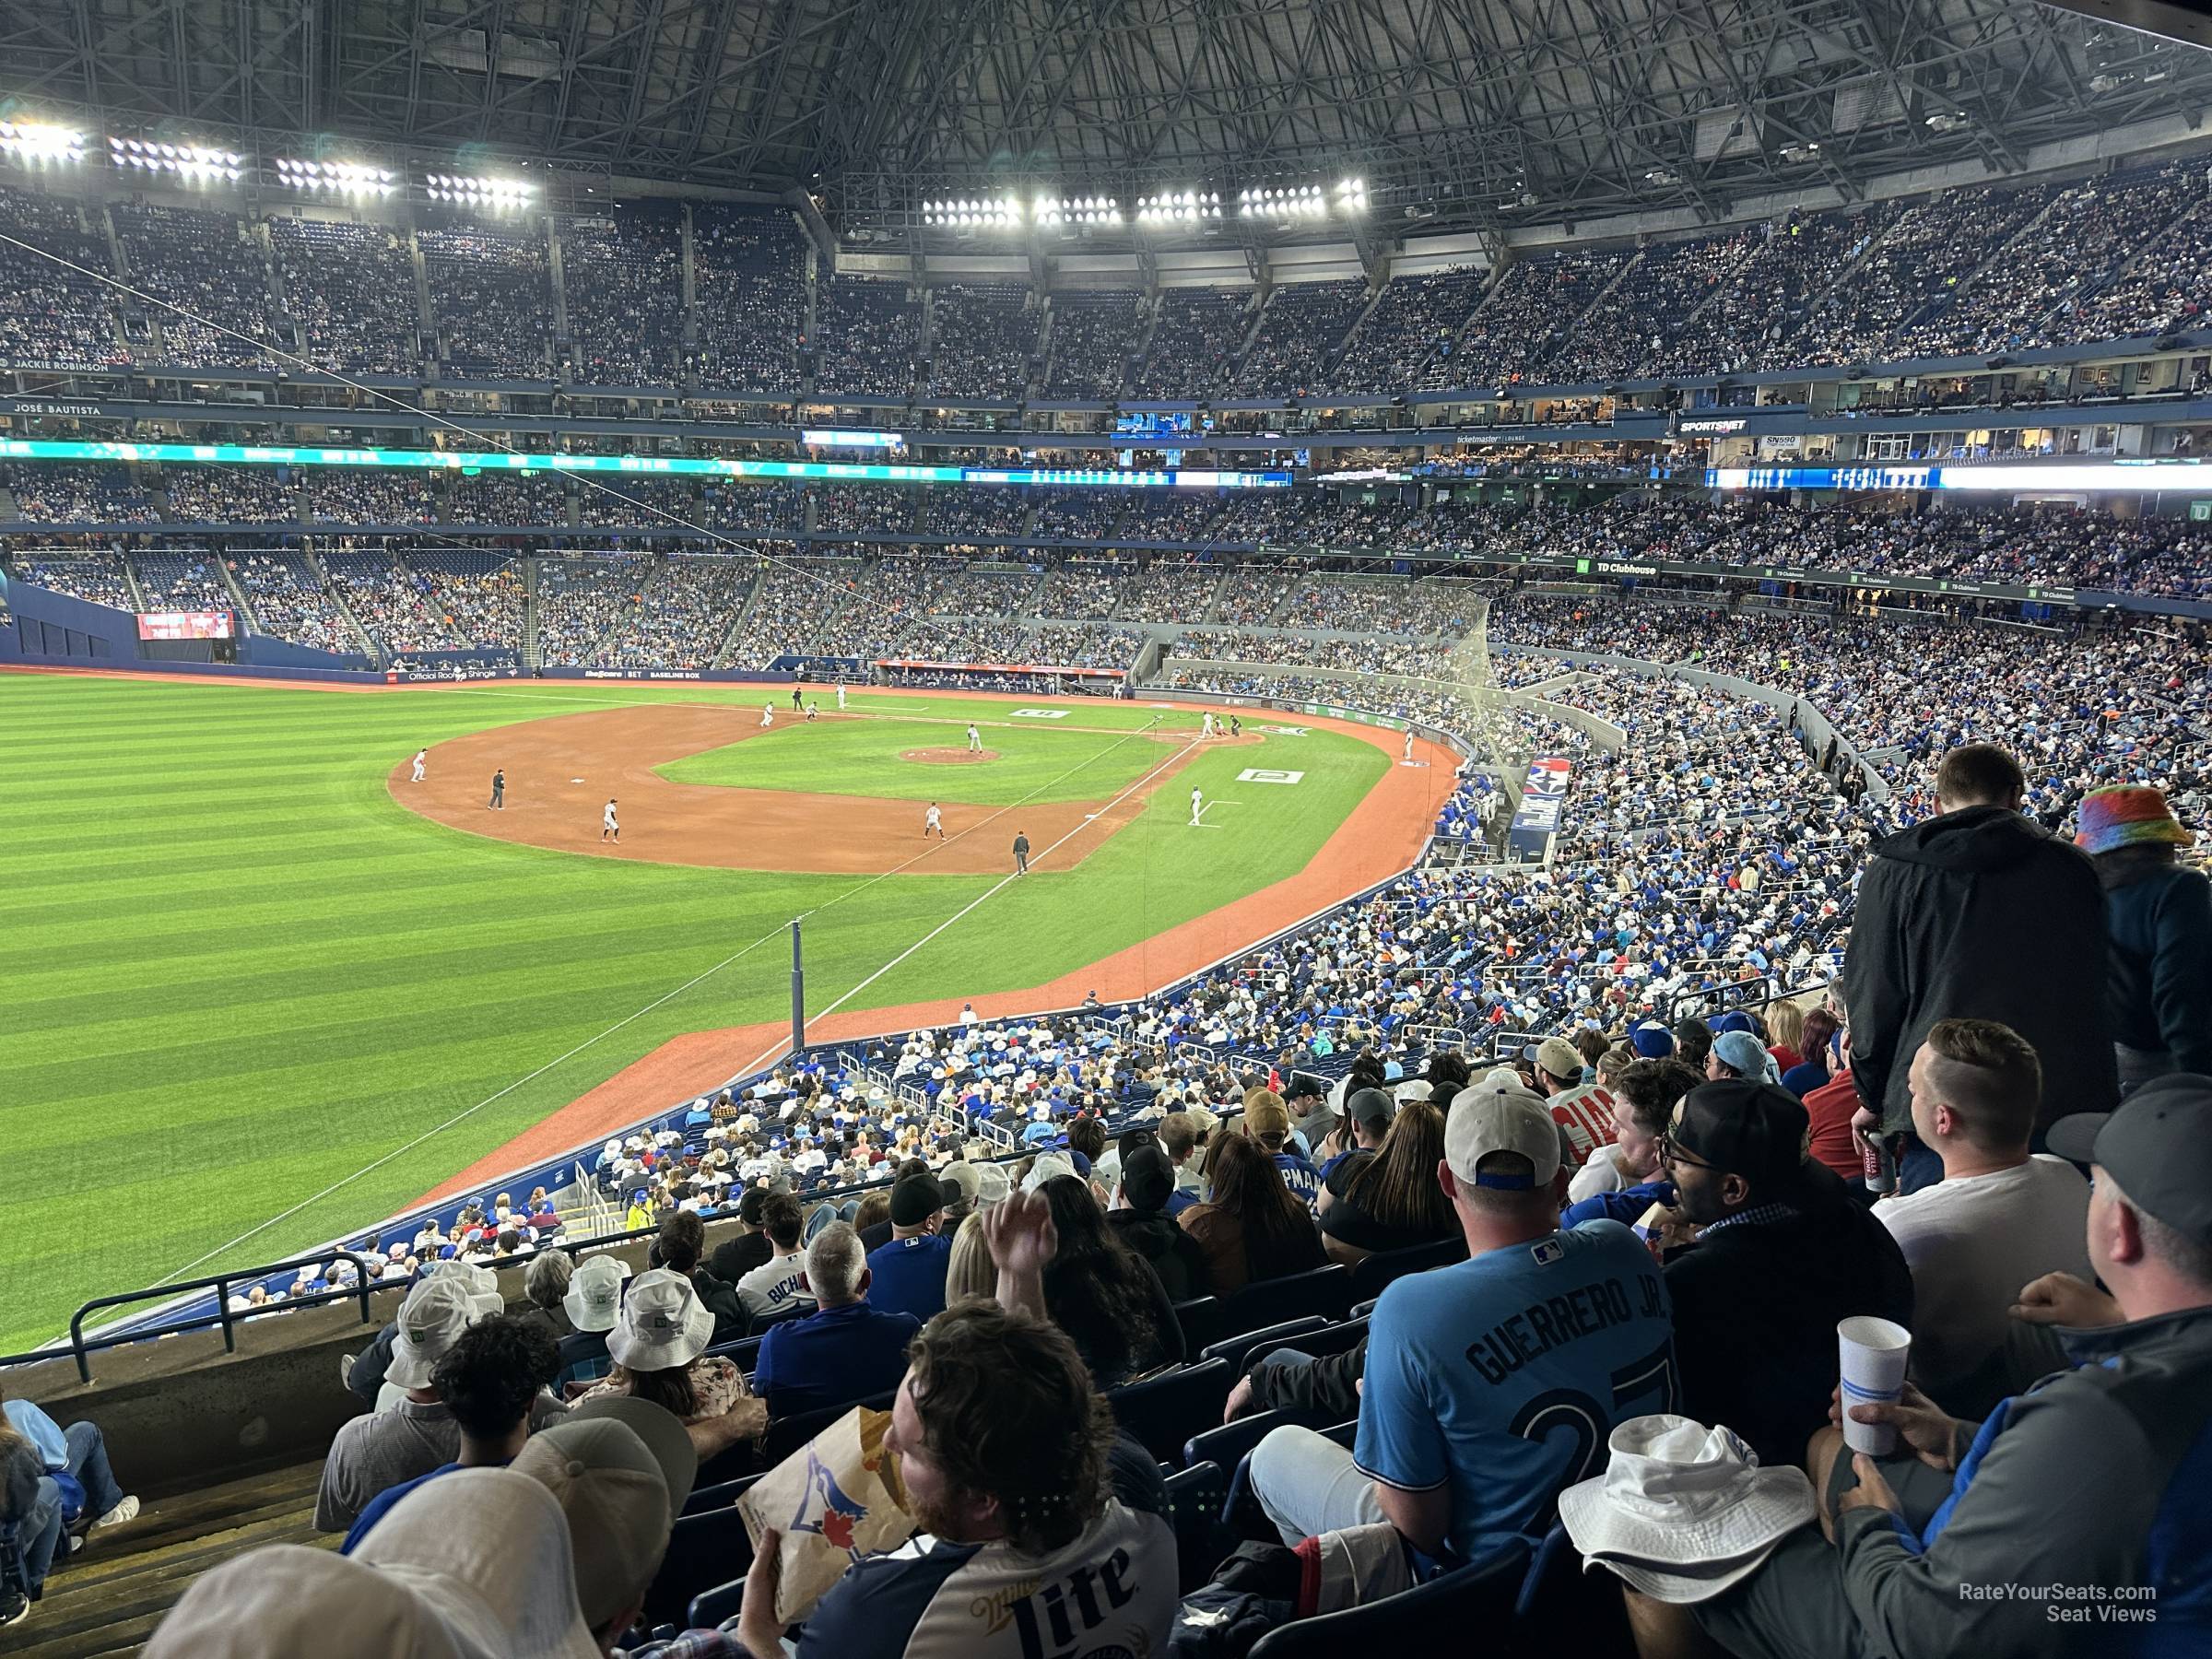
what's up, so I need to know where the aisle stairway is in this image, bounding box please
[12,1458,327,1658]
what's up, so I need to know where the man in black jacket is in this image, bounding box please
[1843,743,2116,1184]
[1659,1080,1914,1473]
[1105,1146,1209,1302]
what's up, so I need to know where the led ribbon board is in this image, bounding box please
[0,439,1290,489]
[1708,460,2212,493]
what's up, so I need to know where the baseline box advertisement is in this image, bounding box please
[136,609,233,641]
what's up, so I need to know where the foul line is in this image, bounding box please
[731,721,1202,1077]
[146,914,798,1288]
[148,710,1186,1286]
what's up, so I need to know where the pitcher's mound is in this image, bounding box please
[903,747,998,764]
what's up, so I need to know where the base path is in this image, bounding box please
[390,704,1204,875]
[415,697,1457,1205]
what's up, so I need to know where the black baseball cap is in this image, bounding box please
[1668,1080,1809,1191]
[1347,1088,1397,1129]
[1119,1144,1176,1213]
[889,1173,947,1228]
[1284,1072,1328,1101]
[2047,1074,2212,1249]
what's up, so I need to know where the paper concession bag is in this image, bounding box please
[737,1405,915,1626]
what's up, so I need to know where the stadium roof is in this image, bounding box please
[5,0,2212,240]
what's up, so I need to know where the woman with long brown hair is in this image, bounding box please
[1177,1128,1325,1298]
[1320,1099,1457,1263]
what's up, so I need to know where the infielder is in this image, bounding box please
[805,700,819,723]
[488,770,505,810]
[836,683,847,711]
[966,722,982,754]
[410,748,427,782]
[924,802,944,839]
[760,702,774,729]
[1404,729,1416,763]
[602,798,619,843]
[1189,786,1204,827]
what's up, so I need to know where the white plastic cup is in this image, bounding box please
[1838,1316,1913,1455]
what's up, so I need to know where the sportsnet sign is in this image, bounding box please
[1509,756,1571,862]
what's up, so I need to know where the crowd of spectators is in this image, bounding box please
[537,557,643,665]
[1234,278,1369,397]
[918,488,1028,540]
[231,551,362,654]
[445,474,571,528]
[1539,229,1759,384]
[1116,493,1226,544]
[320,549,467,653]
[0,183,128,370]
[307,473,442,526]
[574,478,699,532]
[720,556,850,663]
[5,465,160,524]
[811,484,915,535]
[1115,556,1225,621]
[114,202,278,371]
[813,276,921,397]
[1787,182,2053,367]
[688,206,807,395]
[1034,557,1129,617]
[925,283,1036,401]
[270,217,422,376]
[1043,288,1144,397]
[1029,489,1125,541]
[1027,621,1145,667]
[593,557,753,668]
[3,546,136,608]
[1209,565,1295,625]
[125,549,231,611]
[405,552,525,650]
[1450,247,1637,392]
[1648,206,1900,377]
[1895,159,2203,359]
[1132,288,1248,397]
[161,468,300,524]
[421,223,555,379]
[1335,264,1487,393]
[696,480,805,534]
[564,206,687,387]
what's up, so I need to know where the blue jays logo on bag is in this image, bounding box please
[784,1446,871,1559]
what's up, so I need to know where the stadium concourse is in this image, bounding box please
[10,18,2212,1659]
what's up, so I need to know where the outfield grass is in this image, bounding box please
[0,677,1386,1352]
[659,711,1185,805]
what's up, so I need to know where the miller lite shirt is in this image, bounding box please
[1352,1219,1676,1562]
[797,1436,1175,1659]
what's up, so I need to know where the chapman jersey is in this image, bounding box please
[1353,1219,1676,1562]
[1270,1151,1323,1213]
[798,1440,1174,1659]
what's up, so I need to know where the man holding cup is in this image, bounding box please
[1625,1073,2212,1659]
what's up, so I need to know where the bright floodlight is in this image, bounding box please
[1,120,86,163]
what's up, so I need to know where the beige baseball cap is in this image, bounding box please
[1445,1079,1561,1191]
[512,1418,677,1633]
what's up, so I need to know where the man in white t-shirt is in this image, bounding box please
[1876,1018,2091,1403]
[735,1193,818,1322]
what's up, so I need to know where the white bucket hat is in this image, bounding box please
[605,1268,713,1371]
[1558,1416,1816,1603]
[1021,1150,1077,1194]
[561,1254,631,1334]
[383,1274,498,1390]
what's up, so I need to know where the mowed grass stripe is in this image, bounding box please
[0,677,1382,1348]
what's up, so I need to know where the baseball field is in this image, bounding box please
[0,670,1445,1353]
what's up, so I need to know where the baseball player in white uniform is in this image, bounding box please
[1201,712,1216,740]
[966,722,982,753]
[1403,729,1416,763]
[805,700,819,723]
[924,802,944,839]
[601,799,619,843]
[410,748,426,782]
[1189,786,1204,827]
[836,683,847,711]
[760,702,774,728]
